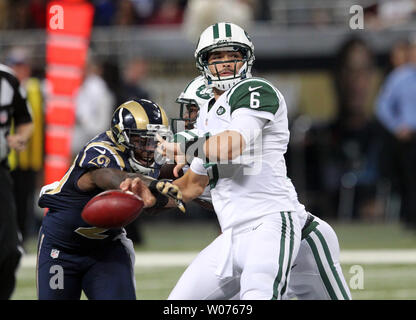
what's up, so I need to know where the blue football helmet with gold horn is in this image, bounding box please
[110,99,170,174]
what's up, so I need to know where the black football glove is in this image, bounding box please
[149,179,186,213]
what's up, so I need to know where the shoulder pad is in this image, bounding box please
[227,78,280,115]
[78,142,126,170]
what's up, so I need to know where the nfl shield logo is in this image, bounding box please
[50,249,60,259]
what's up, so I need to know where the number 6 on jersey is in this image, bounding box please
[250,91,260,108]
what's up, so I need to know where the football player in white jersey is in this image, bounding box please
[171,76,213,205]
[172,75,212,133]
[158,22,302,300]
[123,22,349,300]
[173,76,351,300]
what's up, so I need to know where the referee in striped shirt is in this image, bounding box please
[0,63,33,299]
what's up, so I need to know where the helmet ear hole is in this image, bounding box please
[240,48,249,59]
[200,52,209,65]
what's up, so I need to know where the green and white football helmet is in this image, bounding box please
[172,75,213,132]
[195,22,255,91]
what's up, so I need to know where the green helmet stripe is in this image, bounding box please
[213,23,219,39]
[225,23,232,37]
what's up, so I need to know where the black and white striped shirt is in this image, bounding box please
[0,64,32,163]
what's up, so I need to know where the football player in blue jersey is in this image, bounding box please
[37,99,183,300]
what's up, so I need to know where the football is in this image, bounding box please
[81,190,144,228]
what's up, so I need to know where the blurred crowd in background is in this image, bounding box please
[0,0,415,30]
[1,0,416,247]
[0,0,269,29]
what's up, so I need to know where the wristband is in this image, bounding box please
[178,132,211,164]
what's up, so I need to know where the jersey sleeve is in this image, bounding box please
[10,77,32,125]
[227,113,267,147]
[227,78,280,121]
[77,143,127,171]
[173,129,200,143]
[190,157,208,176]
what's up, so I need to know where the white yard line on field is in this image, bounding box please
[20,251,200,268]
[20,249,416,268]
[340,249,416,264]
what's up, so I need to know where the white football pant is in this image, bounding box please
[284,216,352,300]
[168,212,301,300]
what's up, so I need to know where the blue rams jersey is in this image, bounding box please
[38,131,160,250]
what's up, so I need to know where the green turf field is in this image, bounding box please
[11,221,416,300]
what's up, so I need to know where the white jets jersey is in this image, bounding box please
[286,178,308,228]
[195,96,211,134]
[193,77,295,231]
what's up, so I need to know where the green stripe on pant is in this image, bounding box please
[305,230,351,300]
[280,213,294,297]
[272,212,286,299]
[313,229,350,300]
[272,212,294,300]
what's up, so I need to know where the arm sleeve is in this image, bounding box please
[12,82,32,126]
[228,109,267,147]
[173,129,200,143]
[190,157,208,176]
[78,144,126,171]
[375,73,401,133]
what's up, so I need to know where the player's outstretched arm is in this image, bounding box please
[172,167,209,203]
[78,168,136,191]
[203,113,268,162]
[204,130,246,162]
[120,177,187,213]
[77,168,156,207]
[157,129,246,164]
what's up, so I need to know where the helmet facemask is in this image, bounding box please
[194,23,255,91]
[127,130,158,168]
[172,75,212,133]
[110,99,171,173]
[198,46,252,91]
[115,124,170,174]
[128,124,172,171]
[177,99,199,130]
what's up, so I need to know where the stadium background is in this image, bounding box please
[0,0,415,299]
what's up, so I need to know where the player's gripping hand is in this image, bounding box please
[153,180,186,214]
[119,177,156,208]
